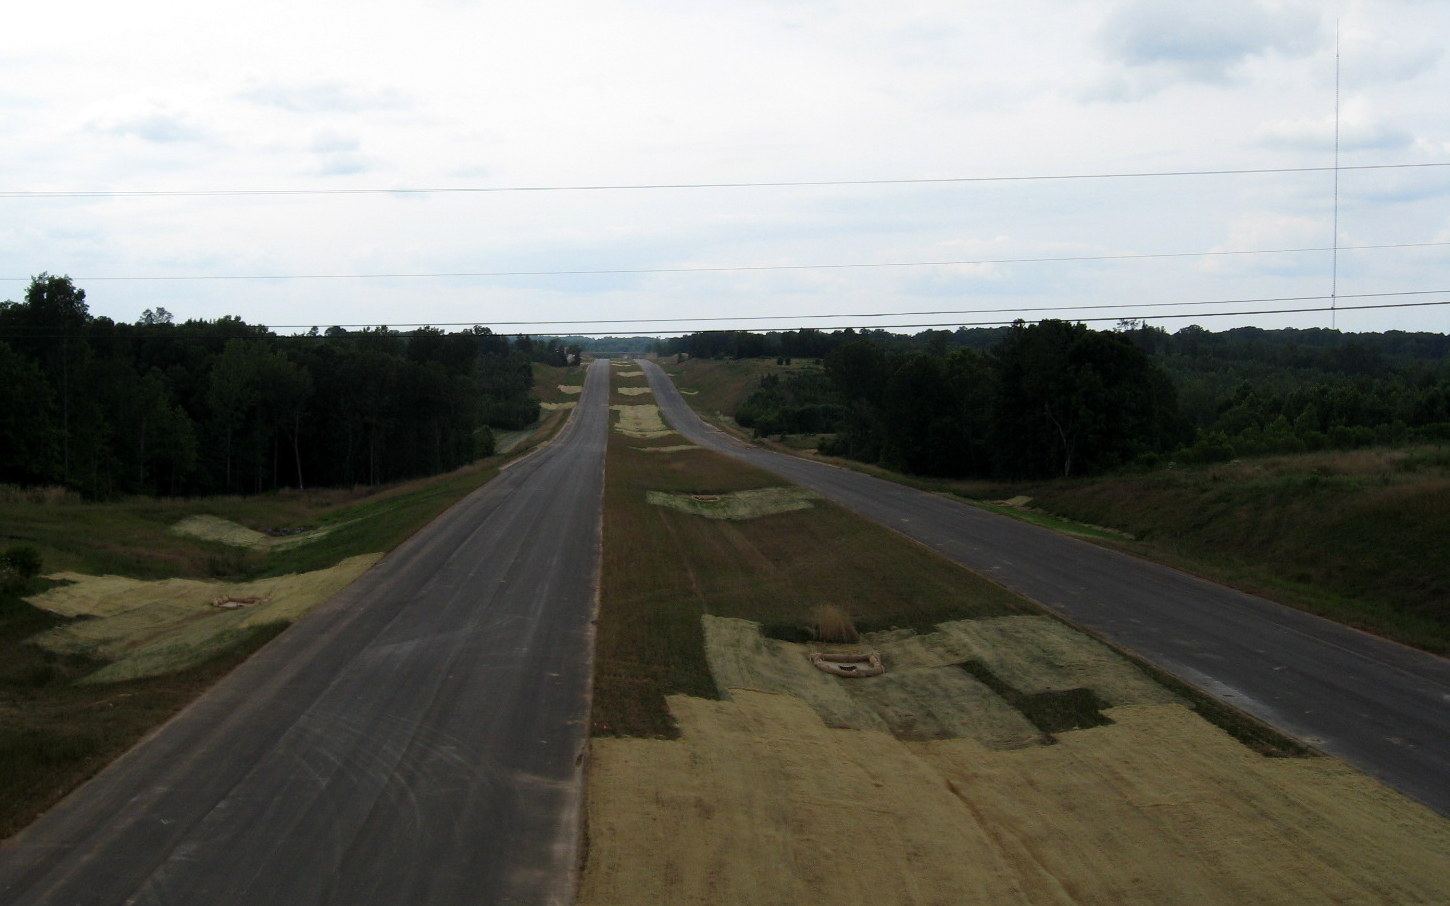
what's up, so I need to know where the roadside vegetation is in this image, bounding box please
[660,323,1450,479]
[963,447,1450,654]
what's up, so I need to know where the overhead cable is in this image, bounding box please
[1,295,1445,341]
[2,241,1445,285]
[2,161,1447,199]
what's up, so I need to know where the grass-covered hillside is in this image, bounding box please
[968,447,1450,654]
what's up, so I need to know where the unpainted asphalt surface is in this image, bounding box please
[641,359,1450,817]
[0,359,611,906]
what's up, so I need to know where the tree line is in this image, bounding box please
[0,275,567,497]
[683,320,1450,480]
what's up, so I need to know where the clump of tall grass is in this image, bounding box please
[813,604,860,644]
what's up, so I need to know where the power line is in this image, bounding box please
[2,162,1447,200]
[1,292,1444,340]
[226,289,1450,330]
[3,241,1445,285]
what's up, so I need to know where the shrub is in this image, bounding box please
[1,545,43,591]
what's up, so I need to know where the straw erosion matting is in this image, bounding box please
[579,691,1450,905]
[171,514,341,550]
[26,554,380,683]
[612,404,673,438]
[578,614,1450,905]
[645,487,818,521]
[702,615,1170,745]
[614,386,652,396]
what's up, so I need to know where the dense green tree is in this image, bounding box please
[991,320,1187,477]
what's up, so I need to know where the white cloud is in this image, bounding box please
[86,108,212,144]
[1093,0,1323,97]
[1255,98,1413,152]
[1340,25,1441,84]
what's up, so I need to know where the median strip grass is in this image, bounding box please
[584,413,1450,905]
[597,430,1036,737]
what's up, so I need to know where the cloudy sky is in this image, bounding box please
[3,0,1447,336]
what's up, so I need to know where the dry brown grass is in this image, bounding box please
[812,604,859,643]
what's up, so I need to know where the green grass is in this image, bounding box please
[964,500,1130,542]
[968,448,1450,654]
[657,356,810,427]
[531,361,588,405]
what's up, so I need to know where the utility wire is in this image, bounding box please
[3,241,1445,284]
[2,162,1447,199]
[212,289,1450,330]
[2,293,1445,340]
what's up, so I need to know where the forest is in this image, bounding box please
[664,321,1450,480]
[6,271,1449,493]
[0,275,571,497]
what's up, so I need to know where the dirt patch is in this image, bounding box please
[614,386,652,396]
[615,369,645,377]
[646,487,817,520]
[171,514,340,551]
[540,401,576,411]
[578,690,1450,905]
[557,384,583,395]
[26,553,381,683]
[633,444,699,453]
[612,404,673,438]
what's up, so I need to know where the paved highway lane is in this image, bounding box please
[641,359,1450,817]
[0,358,611,906]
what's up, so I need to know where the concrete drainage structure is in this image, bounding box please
[809,651,885,678]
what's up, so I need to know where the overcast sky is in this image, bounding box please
[3,0,1448,337]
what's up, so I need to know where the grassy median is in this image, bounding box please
[595,389,1036,738]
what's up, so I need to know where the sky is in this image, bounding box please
[2,0,1448,337]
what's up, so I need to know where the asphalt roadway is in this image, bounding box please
[640,359,1450,818]
[0,358,611,906]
